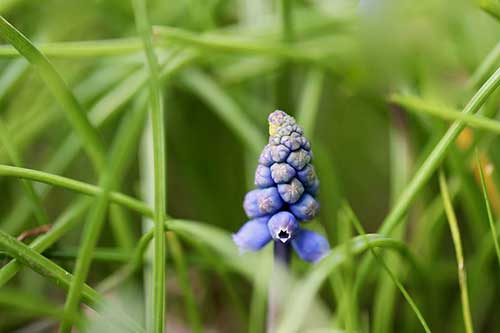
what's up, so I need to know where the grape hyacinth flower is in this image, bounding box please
[233,110,330,263]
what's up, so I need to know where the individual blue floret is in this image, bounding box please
[243,188,284,218]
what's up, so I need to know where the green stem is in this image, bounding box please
[132,1,168,332]
[439,170,474,333]
[0,15,106,170]
[0,164,153,217]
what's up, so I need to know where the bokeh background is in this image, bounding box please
[0,0,499,332]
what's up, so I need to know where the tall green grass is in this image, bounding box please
[0,1,499,332]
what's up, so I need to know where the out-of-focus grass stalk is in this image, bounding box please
[59,93,149,332]
[373,105,413,333]
[276,234,422,332]
[355,67,500,296]
[468,41,500,89]
[0,38,143,58]
[180,68,265,155]
[439,170,474,333]
[132,1,168,333]
[0,15,106,170]
[476,152,500,268]
[0,117,49,227]
[391,94,500,135]
[0,165,152,216]
[0,289,83,327]
[167,232,202,333]
[152,26,343,65]
[478,0,500,21]
[296,68,324,134]
[344,204,431,333]
[0,199,91,287]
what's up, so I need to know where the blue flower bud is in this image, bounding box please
[289,193,320,221]
[281,132,302,151]
[267,211,299,243]
[270,163,295,184]
[292,124,303,134]
[301,137,311,150]
[269,135,281,145]
[292,229,330,262]
[297,164,317,188]
[254,164,274,188]
[232,216,272,252]
[270,144,290,163]
[306,178,320,197]
[258,145,273,166]
[277,125,293,137]
[244,188,284,218]
[278,178,304,204]
[286,148,311,170]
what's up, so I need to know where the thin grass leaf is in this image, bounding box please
[180,68,265,155]
[59,90,149,332]
[0,117,49,227]
[439,170,474,333]
[167,232,203,333]
[391,94,500,135]
[276,234,419,333]
[0,164,152,217]
[355,67,500,296]
[343,203,431,333]
[132,2,168,332]
[296,68,324,134]
[0,15,106,170]
[476,151,500,268]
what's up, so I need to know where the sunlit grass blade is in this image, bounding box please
[276,234,420,333]
[355,67,500,296]
[132,1,168,332]
[391,94,500,135]
[0,164,152,217]
[0,15,106,170]
[296,68,324,134]
[476,151,500,268]
[59,92,149,332]
[439,170,474,333]
[343,203,431,333]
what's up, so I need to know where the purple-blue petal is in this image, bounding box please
[286,149,311,170]
[232,217,272,252]
[243,188,284,218]
[270,163,296,184]
[289,193,320,221]
[270,144,290,163]
[277,178,304,204]
[259,145,274,166]
[267,211,299,243]
[254,164,274,188]
[297,164,317,188]
[292,229,330,262]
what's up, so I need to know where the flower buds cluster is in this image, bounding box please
[233,111,329,262]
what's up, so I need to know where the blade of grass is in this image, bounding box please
[179,68,265,155]
[152,26,343,64]
[476,151,500,268]
[343,203,431,333]
[355,67,500,297]
[0,15,106,170]
[0,198,91,287]
[0,38,143,58]
[468,41,500,89]
[59,91,149,332]
[276,234,422,333]
[132,1,168,332]
[167,232,202,333]
[296,68,324,134]
[0,164,152,217]
[391,94,500,135]
[439,170,474,333]
[0,116,49,227]
[0,288,82,326]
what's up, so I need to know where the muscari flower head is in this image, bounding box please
[233,110,330,263]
